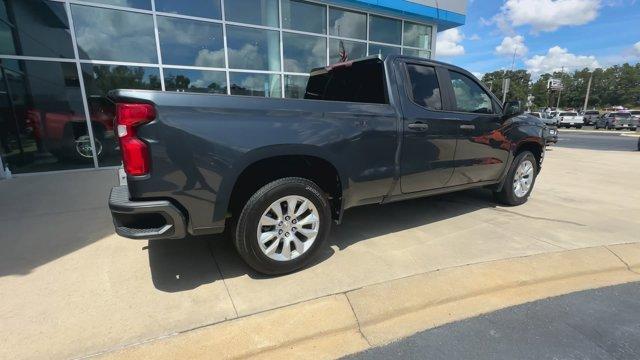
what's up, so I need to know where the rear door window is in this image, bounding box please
[305,59,387,104]
[405,64,442,110]
[448,71,494,114]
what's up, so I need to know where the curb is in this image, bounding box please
[100,243,640,359]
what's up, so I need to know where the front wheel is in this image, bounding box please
[494,151,538,206]
[234,177,331,275]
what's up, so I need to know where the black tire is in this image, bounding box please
[234,177,331,275]
[494,151,538,206]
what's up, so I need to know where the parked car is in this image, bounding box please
[107,55,547,275]
[555,111,584,128]
[595,112,638,130]
[581,110,600,126]
[630,110,640,128]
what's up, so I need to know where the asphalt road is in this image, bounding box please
[346,282,640,360]
[554,129,639,151]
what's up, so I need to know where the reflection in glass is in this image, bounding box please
[155,0,221,18]
[225,0,278,27]
[229,72,281,97]
[78,0,151,10]
[329,8,366,40]
[403,48,430,59]
[369,15,401,45]
[283,33,326,73]
[71,5,157,63]
[368,44,400,57]
[226,26,280,71]
[329,39,366,64]
[0,0,75,58]
[158,17,224,67]
[284,75,309,99]
[164,68,226,94]
[403,22,431,49]
[0,59,94,173]
[281,0,326,34]
[81,64,161,166]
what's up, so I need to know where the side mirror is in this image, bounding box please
[503,101,523,117]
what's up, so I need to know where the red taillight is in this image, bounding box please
[116,103,155,176]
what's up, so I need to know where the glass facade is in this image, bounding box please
[0,0,434,174]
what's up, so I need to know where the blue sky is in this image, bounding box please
[435,0,640,78]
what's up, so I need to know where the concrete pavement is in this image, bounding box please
[1,145,639,359]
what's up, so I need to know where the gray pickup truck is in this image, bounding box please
[108,55,546,274]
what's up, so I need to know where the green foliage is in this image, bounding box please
[480,63,640,110]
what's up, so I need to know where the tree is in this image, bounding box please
[481,70,531,103]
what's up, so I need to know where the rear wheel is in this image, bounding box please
[234,177,331,275]
[494,151,538,206]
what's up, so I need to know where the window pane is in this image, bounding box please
[368,44,400,57]
[0,59,93,173]
[79,0,151,10]
[403,22,431,49]
[229,72,281,98]
[329,8,366,40]
[164,68,226,94]
[403,48,430,59]
[81,64,161,166]
[369,15,401,45]
[155,0,221,19]
[449,71,493,114]
[158,17,224,67]
[0,0,74,58]
[283,33,326,73]
[406,64,441,110]
[226,26,280,71]
[284,75,308,99]
[305,59,386,103]
[329,39,366,64]
[225,0,278,27]
[281,0,326,34]
[72,5,157,63]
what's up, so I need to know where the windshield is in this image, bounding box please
[560,112,577,116]
[613,112,631,118]
[630,110,640,115]
[585,111,599,115]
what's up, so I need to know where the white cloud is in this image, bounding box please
[436,28,465,57]
[495,0,601,32]
[471,71,485,79]
[525,46,600,77]
[635,41,640,55]
[495,35,528,57]
[469,34,481,41]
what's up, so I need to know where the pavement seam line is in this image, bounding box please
[207,241,239,318]
[605,246,640,275]
[490,208,587,227]
[345,293,373,347]
[351,266,632,329]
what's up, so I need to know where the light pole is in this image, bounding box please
[583,71,593,112]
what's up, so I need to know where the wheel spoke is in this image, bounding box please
[260,215,278,226]
[259,231,277,244]
[297,213,318,227]
[281,240,292,259]
[291,236,305,254]
[270,202,284,220]
[264,238,280,254]
[286,198,298,217]
[294,200,309,217]
[297,227,318,238]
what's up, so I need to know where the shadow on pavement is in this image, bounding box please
[147,188,497,291]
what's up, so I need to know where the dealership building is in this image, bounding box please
[0,0,466,177]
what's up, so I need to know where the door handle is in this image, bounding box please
[408,122,429,131]
[459,124,476,130]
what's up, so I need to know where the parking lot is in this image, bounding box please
[1,130,639,359]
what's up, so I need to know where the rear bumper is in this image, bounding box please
[108,185,186,240]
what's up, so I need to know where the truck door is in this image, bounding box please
[443,70,509,185]
[398,62,459,193]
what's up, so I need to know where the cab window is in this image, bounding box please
[448,70,493,114]
[405,64,442,110]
